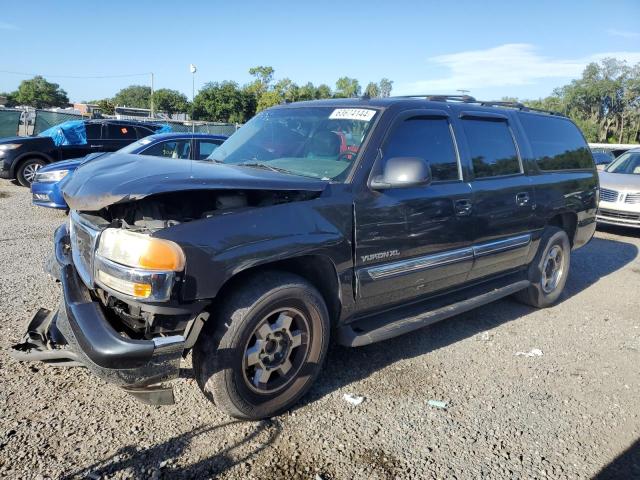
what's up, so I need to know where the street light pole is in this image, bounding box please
[150,72,155,118]
[189,64,197,133]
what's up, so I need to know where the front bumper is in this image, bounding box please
[597,206,640,229]
[10,224,185,404]
[31,180,67,209]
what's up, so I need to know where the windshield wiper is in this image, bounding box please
[237,161,292,174]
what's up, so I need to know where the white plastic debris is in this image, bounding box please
[427,399,449,410]
[343,393,365,405]
[515,348,544,357]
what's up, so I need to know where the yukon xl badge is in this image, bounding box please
[361,250,400,263]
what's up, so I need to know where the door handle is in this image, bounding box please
[515,192,530,207]
[454,199,472,216]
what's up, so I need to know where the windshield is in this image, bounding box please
[605,151,640,174]
[209,106,378,180]
[116,136,155,154]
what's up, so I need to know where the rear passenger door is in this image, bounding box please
[458,112,535,281]
[354,110,474,311]
[102,124,138,151]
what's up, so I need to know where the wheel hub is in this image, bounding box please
[243,309,309,393]
[541,245,564,293]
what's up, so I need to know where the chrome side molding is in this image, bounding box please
[361,233,532,281]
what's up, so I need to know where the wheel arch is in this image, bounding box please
[547,211,578,247]
[210,254,342,326]
[11,152,54,177]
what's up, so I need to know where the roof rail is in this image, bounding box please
[393,94,564,117]
[395,94,477,103]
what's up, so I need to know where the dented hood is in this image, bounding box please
[62,153,328,211]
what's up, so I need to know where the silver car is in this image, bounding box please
[597,147,640,228]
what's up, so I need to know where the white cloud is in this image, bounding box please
[607,29,640,39]
[0,21,19,31]
[396,44,640,95]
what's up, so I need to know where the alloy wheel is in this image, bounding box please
[242,308,310,394]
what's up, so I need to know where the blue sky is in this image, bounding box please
[1,0,640,102]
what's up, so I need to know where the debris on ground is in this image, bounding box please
[343,393,365,406]
[515,348,544,357]
[427,400,449,410]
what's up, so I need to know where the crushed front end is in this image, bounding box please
[10,211,207,405]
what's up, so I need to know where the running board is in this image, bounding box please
[337,279,530,347]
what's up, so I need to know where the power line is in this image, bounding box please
[0,70,151,79]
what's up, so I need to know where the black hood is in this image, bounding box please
[62,153,328,211]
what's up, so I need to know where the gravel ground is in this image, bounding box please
[1,178,639,480]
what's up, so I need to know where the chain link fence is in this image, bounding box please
[0,109,22,138]
[1,109,239,139]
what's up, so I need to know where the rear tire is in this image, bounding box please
[193,271,330,420]
[16,158,46,187]
[515,226,571,308]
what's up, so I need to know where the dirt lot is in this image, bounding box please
[0,178,639,479]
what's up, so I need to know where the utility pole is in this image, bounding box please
[150,72,155,118]
[190,64,197,133]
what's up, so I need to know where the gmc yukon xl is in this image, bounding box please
[11,95,598,419]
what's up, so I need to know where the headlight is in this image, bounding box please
[97,228,185,271]
[95,228,185,301]
[0,143,21,151]
[34,169,69,183]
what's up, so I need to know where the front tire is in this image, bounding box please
[16,158,46,187]
[515,226,571,308]
[193,271,330,420]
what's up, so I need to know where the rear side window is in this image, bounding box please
[198,140,223,160]
[462,118,521,178]
[519,114,593,170]
[383,117,459,182]
[135,126,155,139]
[105,124,137,140]
[85,123,101,140]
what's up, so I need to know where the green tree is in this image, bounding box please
[364,82,380,98]
[12,76,68,108]
[95,98,115,115]
[378,78,393,97]
[113,85,151,109]
[193,81,254,123]
[315,84,332,99]
[335,77,361,98]
[151,89,190,116]
[298,82,317,101]
[0,91,17,107]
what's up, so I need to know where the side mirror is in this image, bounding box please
[370,156,432,190]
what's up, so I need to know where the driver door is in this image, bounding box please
[354,109,474,312]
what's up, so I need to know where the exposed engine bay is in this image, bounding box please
[92,188,321,233]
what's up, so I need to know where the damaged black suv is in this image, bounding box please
[11,96,598,419]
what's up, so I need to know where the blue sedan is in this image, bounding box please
[31,132,228,209]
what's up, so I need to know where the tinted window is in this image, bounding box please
[141,140,191,159]
[383,117,459,182]
[605,151,640,175]
[135,126,156,139]
[198,140,223,160]
[462,119,520,178]
[105,124,137,140]
[85,123,101,140]
[519,114,593,170]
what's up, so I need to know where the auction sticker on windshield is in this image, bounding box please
[329,108,376,121]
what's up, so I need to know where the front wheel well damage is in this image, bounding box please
[208,255,342,327]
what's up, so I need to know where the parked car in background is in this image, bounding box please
[12,96,598,419]
[0,119,169,186]
[31,133,228,209]
[597,147,640,228]
[591,150,615,170]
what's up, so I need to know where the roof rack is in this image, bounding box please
[393,94,564,117]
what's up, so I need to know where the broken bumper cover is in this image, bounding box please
[10,224,185,403]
